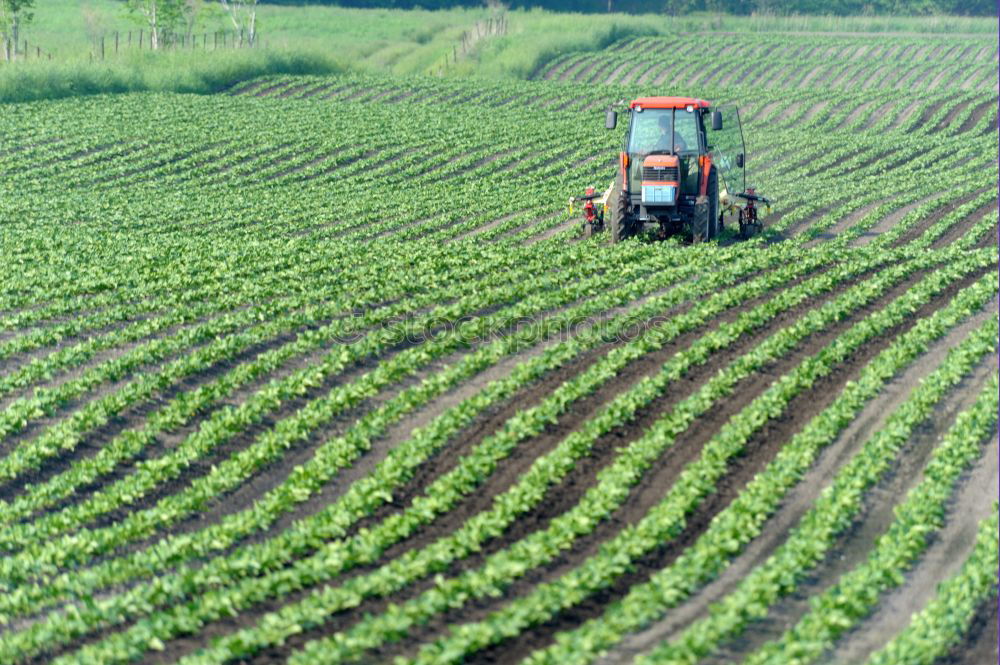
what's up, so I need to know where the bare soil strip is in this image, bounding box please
[696,337,998,665]
[889,188,992,249]
[957,97,998,134]
[567,57,601,83]
[8,319,337,519]
[849,190,950,248]
[929,200,998,250]
[373,266,991,665]
[603,61,633,85]
[137,264,820,664]
[594,302,999,665]
[821,415,999,664]
[252,81,294,98]
[934,98,973,133]
[803,194,901,247]
[935,597,1000,665]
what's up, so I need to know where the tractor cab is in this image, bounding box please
[603,97,748,242]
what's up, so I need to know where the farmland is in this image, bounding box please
[0,21,997,665]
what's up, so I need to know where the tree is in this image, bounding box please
[664,0,699,15]
[0,0,33,61]
[219,0,257,46]
[181,0,219,42]
[124,0,183,50]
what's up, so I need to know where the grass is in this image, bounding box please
[0,49,345,104]
[0,0,992,104]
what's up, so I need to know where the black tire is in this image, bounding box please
[610,169,630,244]
[691,196,710,243]
[707,166,719,239]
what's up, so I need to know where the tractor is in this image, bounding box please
[571,96,770,243]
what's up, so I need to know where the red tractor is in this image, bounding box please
[572,96,769,243]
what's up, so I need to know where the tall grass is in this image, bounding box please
[0,49,347,104]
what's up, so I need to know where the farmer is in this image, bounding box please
[656,113,687,153]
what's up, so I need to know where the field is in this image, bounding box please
[0,20,998,665]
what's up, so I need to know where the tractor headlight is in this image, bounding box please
[642,185,677,205]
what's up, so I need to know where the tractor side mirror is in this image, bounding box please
[736,153,745,168]
[711,110,723,131]
[605,110,618,130]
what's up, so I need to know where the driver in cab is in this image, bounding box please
[655,114,687,153]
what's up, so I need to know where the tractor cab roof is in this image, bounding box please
[630,96,711,110]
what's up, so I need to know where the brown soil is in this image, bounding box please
[890,189,992,249]
[176,258,972,662]
[603,61,633,85]
[496,211,564,242]
[526,218,578,245]
[823,393,999,665]
[265,147,350,182]
[957,97,998,134]
[92,288,562,553]
[930,200,998,250]
[197,143,294,179]
[99,140,234,187]
[926,66,959,91]
[596,302,999,664]
[636,59,666,85]
[973,224,998,250]
[935,596,1000,665]
[297,83,338,99]
[888,99,924,129]
[804,194,901,247]
[934,99,974,133]
[368,265,993,665]
[226,79,270,96]
[618,60,652,85]
[80,273,713,664]
[136,263,820,664]
[252,81,294,98]
[566,57,600,83]
[698,340,997,665]
[849,190,949,248]
[836,99,877,130]
[276,83,315,99]
[539,55,572,80]
[581,59,618,86]
[450,210,526,242]
[297,148,384,183]
[6,320,330,518]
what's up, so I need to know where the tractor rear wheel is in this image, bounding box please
[691,196,710,243]
[707,167,719,239]
[610,170,630,244]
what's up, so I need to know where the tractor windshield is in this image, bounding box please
[627,108,699,156]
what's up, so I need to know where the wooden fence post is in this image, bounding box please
[115,31,119,55]
[100,36,105,60]
[139,30,143,49]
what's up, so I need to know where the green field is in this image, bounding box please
[0,13,997,665]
